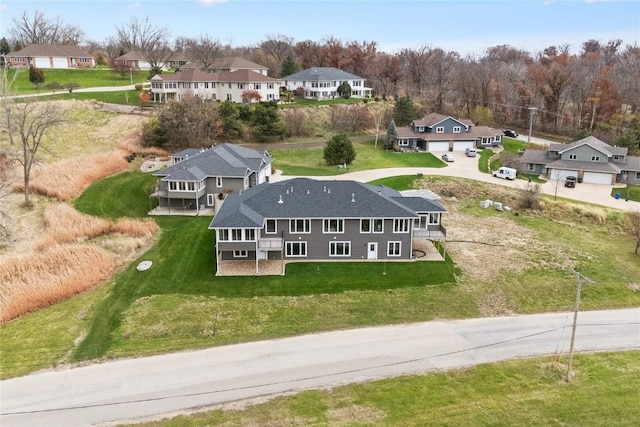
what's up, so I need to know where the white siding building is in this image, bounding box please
[282,67,372,99]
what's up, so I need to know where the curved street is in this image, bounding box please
[1,308,639,427]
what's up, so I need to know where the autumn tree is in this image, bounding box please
[370,53,401,98]
[294,40,321,69]
[10,10,84,45]
[29,65,45,89]
[115,16,172,70]
[241,90,262,104]
[323,133,356,166]
[321,36,344,68]
[343,40,377,76]
[1,66,65,205]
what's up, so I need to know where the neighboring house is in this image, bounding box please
[282,67,372,99]
[395,113,503,152]
[150,143,273,214]
[5,44,95,69]
[112,50,190,70]
[150,69,280,103]
[209,178,446,275]
[177,56,269,76]
[520,135,640,185]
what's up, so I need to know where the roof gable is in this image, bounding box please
[413,113,469,128]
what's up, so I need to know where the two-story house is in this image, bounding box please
[282,67,372,99]
[395,113,503,152]
[520,136,640,185]
[150,143,273,214]
[150,69,280,103]
[6,44,95,69]
[209,178,447,275]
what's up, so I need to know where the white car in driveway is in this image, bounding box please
[441,153,455,162]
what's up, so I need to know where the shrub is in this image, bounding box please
[134,83,143,91]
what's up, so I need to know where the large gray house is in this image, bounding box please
[395,113,503,152]
[209,178,446,275]
[151,144,273,214]
[282,67,372,99]
[520,136,640,185]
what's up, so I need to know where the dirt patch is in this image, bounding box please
[327,404,386,425]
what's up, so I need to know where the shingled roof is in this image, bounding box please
[209,178,446,229]
[7,44,93,58]
[154,143,272,181]
[282,67,365,82]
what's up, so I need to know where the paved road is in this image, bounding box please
[271,151,640,212]
[1,308,638,426]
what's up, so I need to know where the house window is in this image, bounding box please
[387,241,401,257]
[373,219,384,233]
[218,229,229,240]
[436,126,445,133]
[286,241,307,257]
[268,83,274,89]
[233,250,248,258]
[636,172,640,180]
[329,241,351,257]
[399,139,409,147]
[231,229,243,241]
[591,156,600,161]
[360,219,371,233]
[393,219,409,233]
[254,83,261,90]
[527,163,535,171]
[453,126,461,133]
[216,177,223,187]
[194,83,198,89]
[266,219,277,234]
[569,154,577,160]
[204,82,209,89]
[323,219,344,233]
[290,219,310,233]
[238,83,245,89]
[613,155,621,161]
[226,94,232,101]
[429,213,440,224]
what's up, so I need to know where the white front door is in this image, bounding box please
[367,242,378,259]
[258,250,267,260]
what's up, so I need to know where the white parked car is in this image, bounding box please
[441,153,455,162]
[465,148,477,157]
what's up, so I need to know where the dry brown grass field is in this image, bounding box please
[0,100,159,324]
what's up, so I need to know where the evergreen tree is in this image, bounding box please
[147,65,162,80]
[0,37,10,57]
[29,65,46,89]
[337,81,352,99]
[385,119,398,149]
[281,55,299,77]
[323,133,356,166]
[252,101,286,142]
[393,96,415,126]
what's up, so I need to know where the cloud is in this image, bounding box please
[197,0,229,6]
[127,2,141,9]
[0,4,8,11]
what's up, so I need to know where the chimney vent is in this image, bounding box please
[278,195,283,204]
[351,193,355,203]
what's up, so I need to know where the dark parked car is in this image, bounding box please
[564,176,577,188]
[503,129,518,138]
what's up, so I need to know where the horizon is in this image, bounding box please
[1,1,639,56]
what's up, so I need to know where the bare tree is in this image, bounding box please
[115,17,171,69]
[260,33,294,77]
[1,66,65,206]
[0,153,17,242]
[187,34,223,69]
[628,211,640,255]
[10,10,85,45]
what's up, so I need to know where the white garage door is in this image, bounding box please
[453,141,474,151]
[550,169,578,180]
[428,142,449,152]
[35,58,50,68]
[583,172,612,185]
[53,57,68,68]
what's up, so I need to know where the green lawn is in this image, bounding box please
[135,351,640,427]
[30,90,148,106]
[611,185,640,202]
[6,68,148,95]
[273,140,446,175]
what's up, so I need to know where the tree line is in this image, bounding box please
[2,11,639,149]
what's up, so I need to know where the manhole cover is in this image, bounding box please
[137,260,153,271]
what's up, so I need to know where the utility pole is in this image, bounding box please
[527,107,537,144]
[566,270,595,383]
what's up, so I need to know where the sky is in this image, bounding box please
[0,0,638,55]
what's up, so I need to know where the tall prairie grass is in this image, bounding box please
[36,204,158,250]
[117,133,167,157]
[0,244,117,323]
[16,151,129,201]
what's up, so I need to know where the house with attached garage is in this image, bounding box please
[395,113,503,152]
[282,67,372,99]
[520,136,640,185]
[177,56,269,75]
[5,44,95,69]
[150,143,273,215]
[208,178,447,276]
[150,69,280,103]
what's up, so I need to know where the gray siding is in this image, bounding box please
[423,118,468,134]
[562,145,609,163]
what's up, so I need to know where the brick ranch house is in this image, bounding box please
[5,44,95,69]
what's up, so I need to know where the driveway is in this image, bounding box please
[1,308,638,427]
[271,152,640,212]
